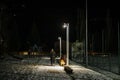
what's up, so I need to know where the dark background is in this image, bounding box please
[0,0,119,51]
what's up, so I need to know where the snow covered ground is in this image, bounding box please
[69,61,115,80]
[0,57,70,80]
[0,56,118,80]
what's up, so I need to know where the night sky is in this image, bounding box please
[1,0,80,48]
[0,0,119,50]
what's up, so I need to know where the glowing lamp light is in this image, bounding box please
[63,23,69,28]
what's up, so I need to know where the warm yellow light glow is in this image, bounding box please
[60,59,65,66]
[19,51,28,55]
[31,52,39,55]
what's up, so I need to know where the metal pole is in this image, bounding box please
[118,21,120,74]
[60,37,62,58]
[102,30,104,53]
[85,0,88,66]
[58,37,62,58]
[66,23,69,66]
[92,34,94,52]
[63,23,69,66]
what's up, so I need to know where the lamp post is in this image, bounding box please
[118,21,120,74]
[63,23,69,66]
[58,37,62,58]
[85,0,88,67]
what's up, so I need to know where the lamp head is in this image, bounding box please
[63,23,69,28]
[58,37,61,40]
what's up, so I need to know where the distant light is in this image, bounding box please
[19,51,28,55]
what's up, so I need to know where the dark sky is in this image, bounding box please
[1,0,81,48]
[1,0,119,49]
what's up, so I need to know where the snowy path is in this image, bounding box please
[69,62,113,80]
[0,57,115,80]
[69,61,120,80]
[0,57,71,80]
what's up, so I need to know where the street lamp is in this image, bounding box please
[63,23,69,66]
[58,37,62,58]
